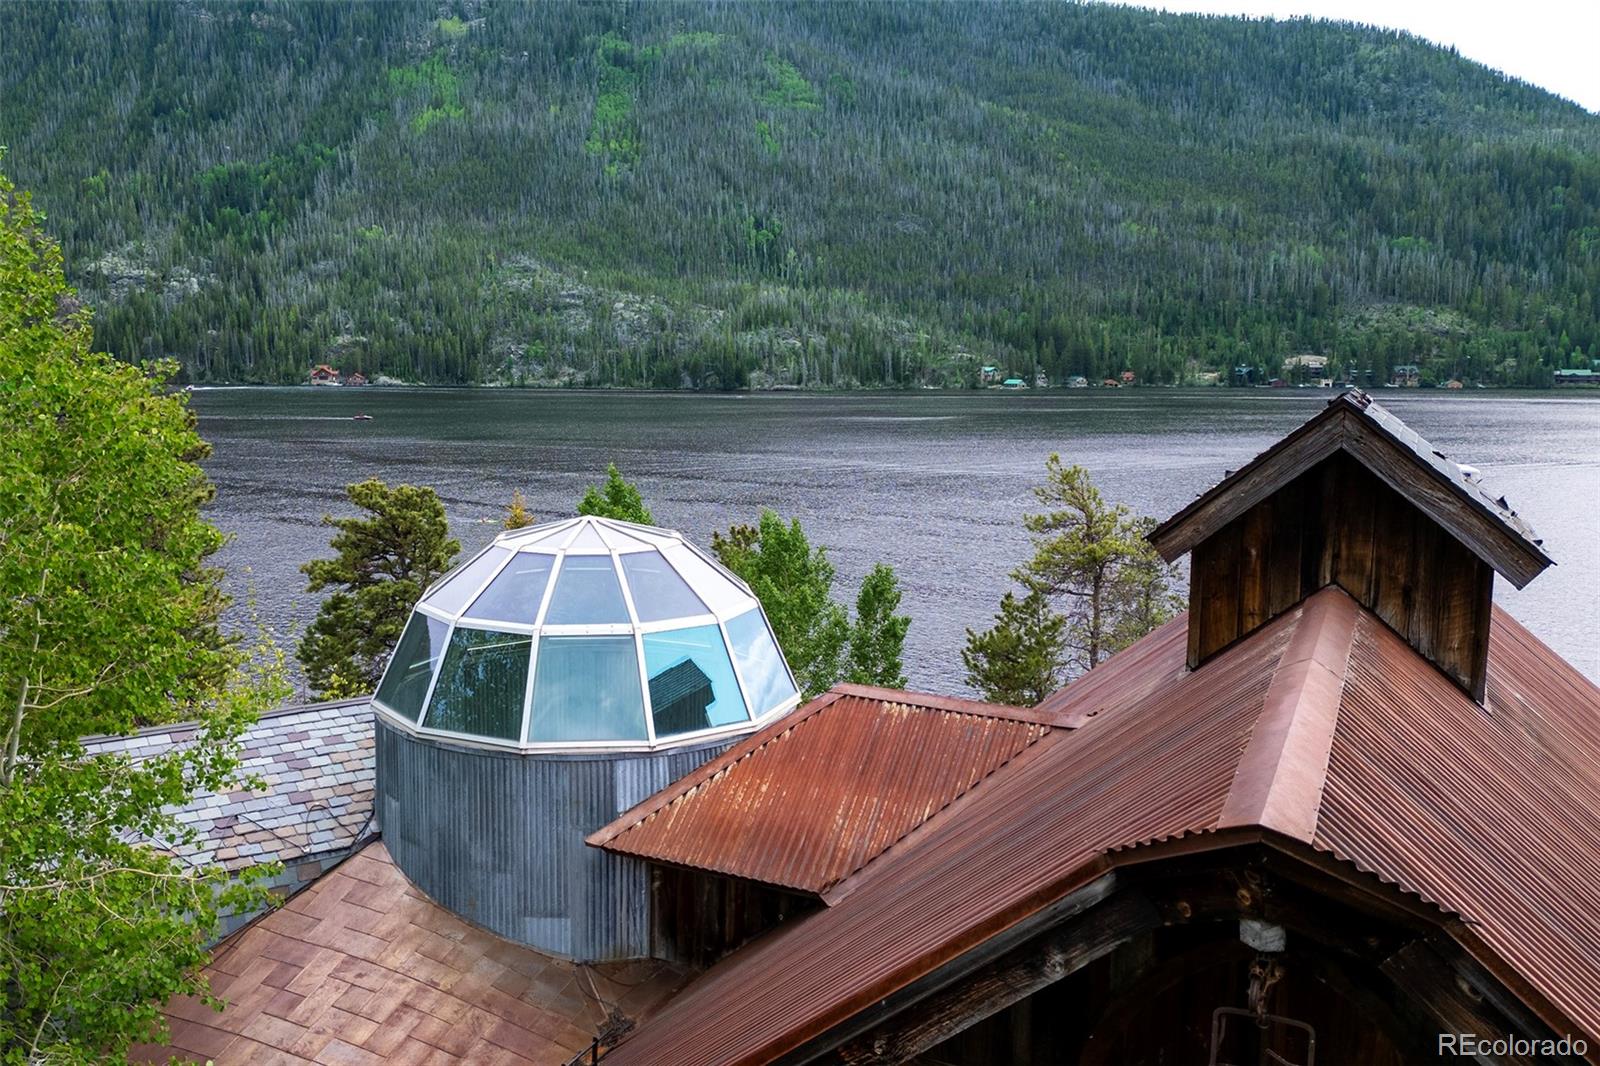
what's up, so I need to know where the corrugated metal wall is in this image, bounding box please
[375,719,729,961]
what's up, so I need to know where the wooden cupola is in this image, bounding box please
[1148,391,1553,701]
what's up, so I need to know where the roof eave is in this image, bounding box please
[1148,394,1553,589]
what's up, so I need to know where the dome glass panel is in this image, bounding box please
[427,546,512,616]
[620,551,707,622]
[529,636,646,742]
[725,607,799,716]
[465,553,555,625]
[544,555,630,625]
[422,628,530,740]
[372,516,800,750]
[375,613,450,721]
[564,523,613,552]
[657,543,751,616]
[643,625,747,738]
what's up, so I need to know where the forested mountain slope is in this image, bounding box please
[2,1,1596,387]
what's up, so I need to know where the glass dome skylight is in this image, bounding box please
[372,516,801,750]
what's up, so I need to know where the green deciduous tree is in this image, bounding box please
[1019,456,1182,676]
[845,563,910,688]
[297,479,459,699]
[0,165,284,1064]
[713,511,848,699]
[577,463,653,524]
[962,586,1067,705]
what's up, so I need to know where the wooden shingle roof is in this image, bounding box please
[135,842,690,1065]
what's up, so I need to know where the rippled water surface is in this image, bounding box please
[192,388,1600,694]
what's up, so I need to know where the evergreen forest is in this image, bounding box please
[2,0,1597,388]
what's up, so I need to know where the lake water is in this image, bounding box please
[191,387,1600,696]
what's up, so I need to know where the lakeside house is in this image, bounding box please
[1555,368,1597,386]
[1390,363,1421,386]
[980,365,1000,385]
[309,364,341,386]
[1066,375,1089,388]
[1001,377,1027,389]
[136,395,1600,1065]
[345,371,368,387]
[1283,354,1333,387]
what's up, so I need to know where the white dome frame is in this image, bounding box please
[371,515,802,753]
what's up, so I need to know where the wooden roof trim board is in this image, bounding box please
[1148,391,1553,588]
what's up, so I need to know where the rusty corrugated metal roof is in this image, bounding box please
[599,606,1293,1066]
[1314,603,1600,1042]
[588,685,1053,896]
[601,590,1600,1063]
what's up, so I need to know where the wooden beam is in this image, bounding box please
[776,874,1123,1066]
[1150,407,1345,561]
[1343,422,1548,589]
[833,894,1161,1065]
[1380,940,1585,1066]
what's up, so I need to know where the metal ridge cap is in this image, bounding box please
[826,682,1050,725]
[1216,587,1359,842]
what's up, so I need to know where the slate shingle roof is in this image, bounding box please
[81,698,375,869]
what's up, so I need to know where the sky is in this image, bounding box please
[1100,0,1600,113]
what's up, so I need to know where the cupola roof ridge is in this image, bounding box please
[1149,389,1552,589]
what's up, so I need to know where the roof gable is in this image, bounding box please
[1148,391,1552,589]
[588,685,1053,897]
[602,593,1600,1062]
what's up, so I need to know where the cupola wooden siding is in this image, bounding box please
[1149,391,1553,701]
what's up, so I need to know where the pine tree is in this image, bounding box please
[504,488,535,530]
[962,587,1066,705]
[1020,456,1181,675]
[713,510,848,699]
[577,463,653,524]
[297,479,460,698]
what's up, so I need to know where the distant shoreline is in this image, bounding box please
[183,382,1583,394]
